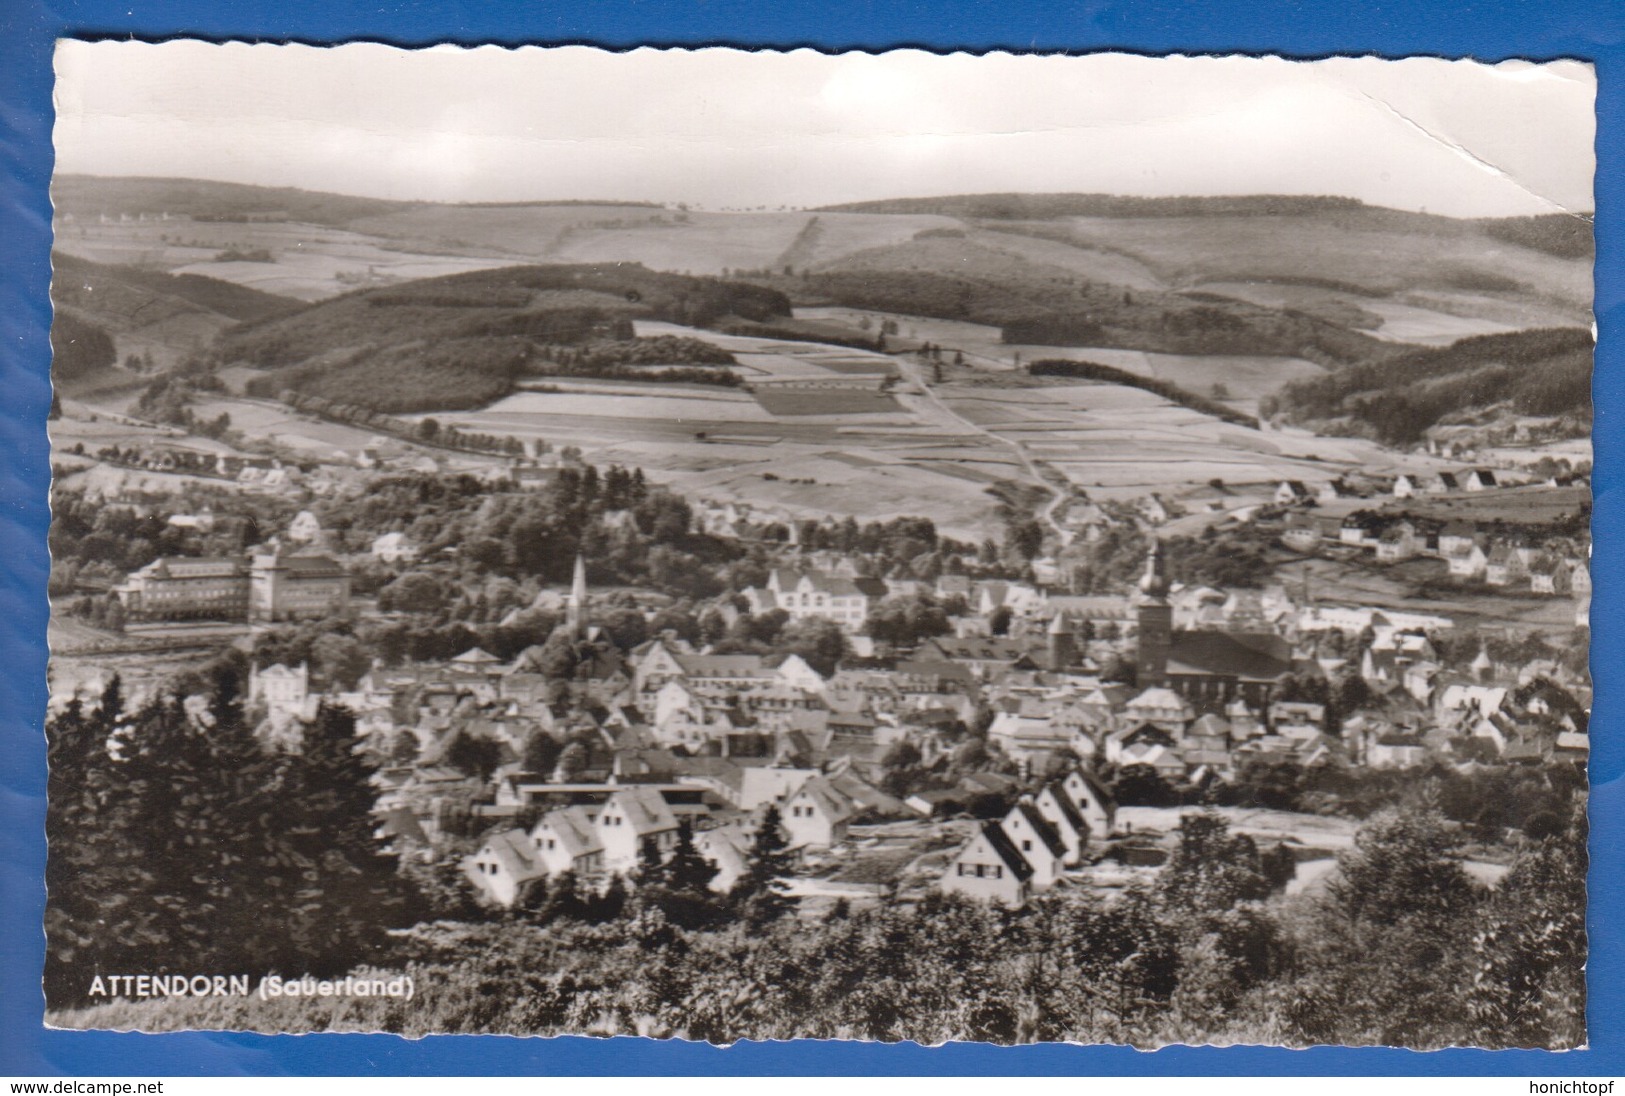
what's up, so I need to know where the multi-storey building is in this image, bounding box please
[115,547,349,623]
[115,557,249,620]
[743,568,888,632]
[248,546,350,622]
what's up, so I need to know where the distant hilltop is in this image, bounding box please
[817,192,1374,219]
[52,174,666,226]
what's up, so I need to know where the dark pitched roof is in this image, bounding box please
[1011,800,1068,860]
[1041,781,1090,839]
[978,822,1035,881]
[277,554,347,577]
[1168,631,1293,682]
[925,637,1031,662]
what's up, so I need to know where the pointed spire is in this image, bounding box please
[567,554,588,637]
[1138,538,1169,600]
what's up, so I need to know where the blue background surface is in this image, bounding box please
[1,0,1619,1076]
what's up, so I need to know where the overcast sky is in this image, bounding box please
[53,41,1595,217]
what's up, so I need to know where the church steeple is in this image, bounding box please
[1136,539,1172,687]
[1047,610,1077,670]
[1138,537,1170,601]
[567,554,588,638]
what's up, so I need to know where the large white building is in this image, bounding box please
[743,568,888,632]
[117,547,350,623]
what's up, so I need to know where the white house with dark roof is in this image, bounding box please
[744,568,889,632]
[595,786,680,874]
[1446,539,1490,580]
[1274,480,1312,506]
[1428,472,1461,495]
[529,806,606,879]
[941,822,1035,907]
[1060,767,1118,838]
[1000,797,1068,888]
[781,775,855,849]
[371,531,419,564]
[1123,687,1194,735]
[1033,782,1091,865]
[464,829,547,907]
[693,826,751,893]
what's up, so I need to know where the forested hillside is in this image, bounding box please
[49,310,115,382]
[764,267,1389,365]
[1266,327,1594,445]
[220,264,788,412]
[53,252,304,327]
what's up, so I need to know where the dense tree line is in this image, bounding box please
[1067,522,1276,594]
[1027,359,1260,427]
[51,806,1585,1049]
[1268,327,1594,446]
[250,337,533,413]
[51,251,301,326]
[747,264,1383,365]
[45,677,415,1009]
[308,466,734,600]
[222,262,789,370]
[49,309,116,383]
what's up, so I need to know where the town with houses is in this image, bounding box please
[34,46,1597,1046]
[50,428,1592,913]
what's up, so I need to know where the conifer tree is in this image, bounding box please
[732,805,799,931]
[663,818,720,894]
[43,682,412,1006]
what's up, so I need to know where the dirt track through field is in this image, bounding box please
[892,352,1071,545]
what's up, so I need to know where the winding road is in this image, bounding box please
[891,351,1073,547]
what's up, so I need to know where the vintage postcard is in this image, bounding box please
[43,42,1593,1047]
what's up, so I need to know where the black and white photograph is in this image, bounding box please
[43,42,1594,1048]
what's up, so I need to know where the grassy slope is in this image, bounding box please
[762,240,1392,367]
[52,251,304,327]
[52,175,415,225]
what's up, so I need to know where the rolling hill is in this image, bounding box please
[52,175,416,226]
[217,263,791,413]
[1267,327,1594,445]
[49,251,305,397]
[50,178,1596,422]
[53,251,302,329]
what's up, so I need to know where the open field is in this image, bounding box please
[415,319,1502,535]
[795,305,1327,408]
[1044,212,1592,321]
[1271,554,1579,630]
[1117,805,1362,849]
[935,381,1437,497]
[345,206,965,276]
[1382,484,1591,527]
[55,219,522,302]
[484,389,777,423]
[752,388,902,416]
